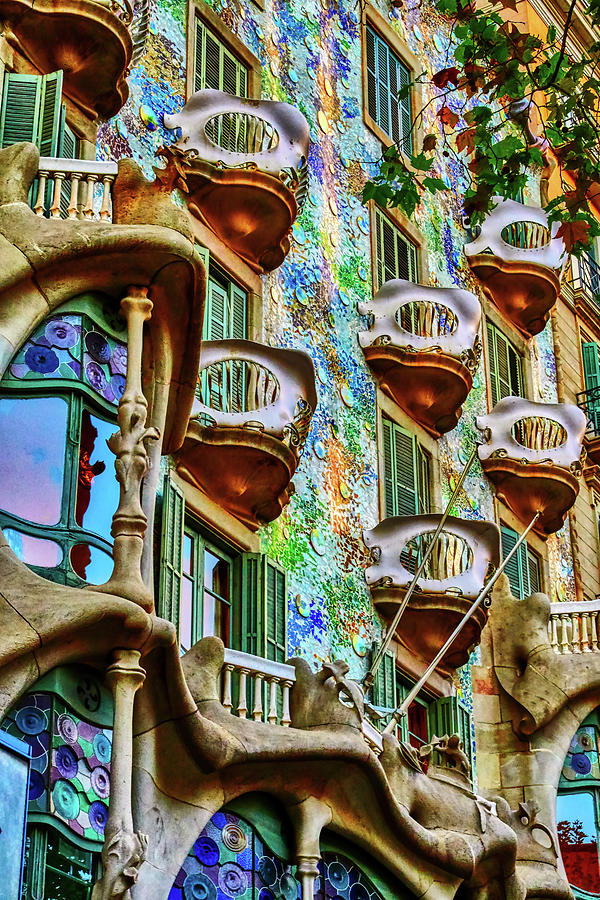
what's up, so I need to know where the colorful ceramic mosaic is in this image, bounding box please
[8,314,127,408]
[561,724,600,783]
[317,853,384,900]
[169,811,301,899]
[1,691,112,843]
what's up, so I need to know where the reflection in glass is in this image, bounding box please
[70,544,113,585]
[0,396,67,526]
[203,550,230,646]
[181,533,194,652]
[557,791,600,891]
[4,528,63,568]
[75,409,118,541]
[46,829,95,898]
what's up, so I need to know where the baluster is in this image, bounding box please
[50,172,64,218]
[582,612,591,652]
[34,171,49,216]
[282,680,292,727]
[100,175,114,220]
[592,611,599,651]
[560,614,571,654]
[222,664,233,713]
[549,614,559,653]
[267,678,278,724]
[67,173,81,219]
[572,613,582,653]
[237,668,249,718]
[83,174,98,219]
[253,673,264,721]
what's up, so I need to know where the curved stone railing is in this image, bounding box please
[465,199,564,270]
[165,89,309,189]
[477,398,586,470]
[191,340,317,455]
[363,515,500,597]
[548,600,600,654]
[358,280,481,368]
[33,157,118,220]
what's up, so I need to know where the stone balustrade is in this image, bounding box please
[221,648,295,726]
[548,600,600,655]
[477,397,586,534]
[358,279,482,436]
[33,158,118,220]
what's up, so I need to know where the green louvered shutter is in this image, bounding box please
[527,547,541,594]
[264,559,286,662]
[195,17,248,97]
[372,651,397,730]
[0,73,42,147]
[196,243,210,275]
[382,419,424,517]
[427,695,473,777]
[374,208,418,290]
[366,27,378,124]
[230,283,247,339]
[583,342,600,432]
[58,115,77,216]
[366,26,412,152]
[38,71,63,157]
[501,525,523,599]
[236,552,262,655]
[158,474,185,632]
[488,323,522,405]
[395,58,412,155]
[417,444,431,515]
[382,418,396,518]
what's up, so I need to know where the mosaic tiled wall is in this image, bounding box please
[97,0,574,684]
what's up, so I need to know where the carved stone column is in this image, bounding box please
[92,649,148,900]
[91,286,160,611]
[286,797,332,900]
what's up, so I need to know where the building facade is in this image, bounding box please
[0,0,600,895]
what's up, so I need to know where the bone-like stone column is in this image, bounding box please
[91,286,160,611]
[92,649,148,900]
[286,797,332,900]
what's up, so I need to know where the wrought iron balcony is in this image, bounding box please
[568,252,600,304]
[177,340,317,530]
[477,398,586,534]
[363,515,500,672]
[464,199,565,337]
[358,280,482,437]
[576,385,600,465]
[162,89,309,273]
[1,0,133,118]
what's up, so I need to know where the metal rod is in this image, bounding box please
[383,510,541,734]
[364,445,479,690]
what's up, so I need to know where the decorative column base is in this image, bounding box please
[296,855,320,900]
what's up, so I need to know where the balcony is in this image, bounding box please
[577,386,600,465]
[31,157,118,220]
[548,599,600,654]
[358,280,481,437]
[464,199,564,337]
[176,340,317,530]
[162,89,309,273]
[363,515,500,672]
[1,0,132,118]
[477,397,587,535]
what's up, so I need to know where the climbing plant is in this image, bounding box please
[363,0,600,253]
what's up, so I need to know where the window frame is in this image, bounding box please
[380,415,431,519]
[186,2,261,101]
[485,318,526,407]
[361,5,423,154]
[371,204,419,291]
[22,823,99,900]
[500,522,543,600]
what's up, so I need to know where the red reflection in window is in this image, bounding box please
[76,410,106,525]
[559,820,600,891]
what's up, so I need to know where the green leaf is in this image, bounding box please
[422,176,449,192]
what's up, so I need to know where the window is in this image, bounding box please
[158,475,287,660]
[500,524,541,600]
[198,252,248,342]
[365,25,412,152]
[0,71,77,158]
[382,418,430,518]
[487,322,523,405]
[0,300,126,586]
[582,340,600,436]
[22,826,98,900]
[193,17,248,96]
[372,207,418,290]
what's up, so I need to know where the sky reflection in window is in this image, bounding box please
[76,410,118,540]
[70,544,113,585]
[4,529,63,567]
[0,396,66,525]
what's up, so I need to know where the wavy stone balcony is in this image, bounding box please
[176,340,316,530]
[477,398,587,535]
[464,199,564,337]
[358,280,482,437]
[163,90,309,274]
[363,515,500,672]
[1,0,132,118]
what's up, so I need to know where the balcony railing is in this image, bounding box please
[32,158,118,221]
[576,386,600,439]
[358,280,481,437]
[568,253,600,303]
[549,600,600,654]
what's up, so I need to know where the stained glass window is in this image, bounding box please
[317,853,385,900]
[0,303,126,586]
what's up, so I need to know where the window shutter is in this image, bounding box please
[196,244,210,274]
[488,323,520,404]
[205,278,229,341]
[38,71,64,158]
[158,473,185,632]
[392,423,418,517]
[372,650,397,730]
[194,18,206,92]
[427,695,473,776]
[396,59,412,155]
[375,33,391,137]
[382,418,396,518]
[195,17,248,97]
[508,341,523,397]
[417,444,430,514]
[583,342,600,392]
[373,208,418,289]
[527,547,541,594]
[58,114,78,216]
[236,552,262,655]
[366,27,378,123]
[0,73,42,147]
[264,558,287,662]
[230,282,247,340]
[500,525,522,598]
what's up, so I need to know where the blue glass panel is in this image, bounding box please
[76,409,118,541]
[70,544,113,585]
[4,528,63,567]
[0,396,67,525]
[0,732,30,898]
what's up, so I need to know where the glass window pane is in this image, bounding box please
[0,396,67,525]
[180,576,193,652]
[70,544,112,585]
[204,550,230,601]
[4,528,63,567]
[183,533,193,576]
[557,791,600,891]
[75,409,118,541]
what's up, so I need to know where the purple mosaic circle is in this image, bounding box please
[194,835,219,867]
[28,768,45,801]
[218,862,247,898]
[57,714,78,745]
[571,753,592,775]
[15,706,47,736]
[89,799,109,834]
[25,344,59,375]
[183,872,217,900]
[46,320,79,349]
[259,891,276,900]
[110,344,127,375]
[90,765,110,799]
[85,332,112,363]
[56,744,78,779]
[85,361,107,392]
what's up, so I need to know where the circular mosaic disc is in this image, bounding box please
[295,594,310,617]
[183,872,217,900]
[222,822,247,852]
[93,732,112,763]
[280,872,299,900]
[195,835,219,867]
[328,861,350,891]
[55,744,78,780]
[258,856,278,886]
[313,439,327,459]
[349,883,370,900]
[16,707,47,736]
[57,713,78,744]
[139,104,159,130]
[90,765,111,799]
[52,779,80,821]
[28,769,45,801]
[218,862,248,897]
